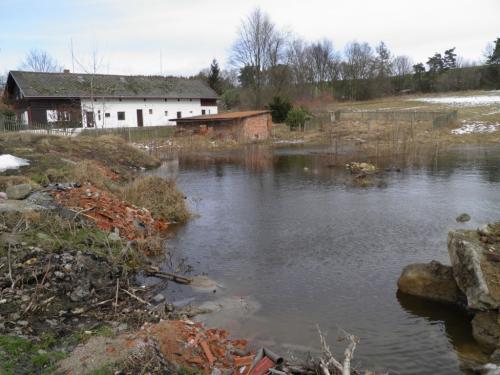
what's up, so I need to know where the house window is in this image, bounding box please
[202,110,206,115]
[149,109,153,115]
[164,111,168,116]
[46,110,58,123]
[117,112,125,120]
[176,111,182,119]
[144,98,147,102]
[189,99,192,102]
[119,98,122,102]
[105,113,110,118]
[177,98,180,102]
[60,111,71,121]
[98,114,101,121]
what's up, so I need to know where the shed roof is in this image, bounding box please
[7,70,218,100]
[174,110,270,123]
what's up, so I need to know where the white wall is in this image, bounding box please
[80,98,217,128]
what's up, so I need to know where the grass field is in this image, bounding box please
[331,90,500,126]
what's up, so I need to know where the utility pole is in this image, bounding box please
[160,49,163,76]
[70,38,75,73]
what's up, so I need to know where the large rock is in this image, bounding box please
[397,260,463,304]
[6,184,32,200]
[448,230,500,310]
[472,311,500,352]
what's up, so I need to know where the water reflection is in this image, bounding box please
[397,292,489,373]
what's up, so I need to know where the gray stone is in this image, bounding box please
[6,184,32,200]
[152,293,165,303]
[16,320,29,326]
[0,200,45,213]
[70,284,90,302]
[472,311,500,352]
[448,230,500,310]
[456,213,471,222]
[397,261,463,304]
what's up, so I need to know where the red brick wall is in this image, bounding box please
[242,113,271,140]
[178,113,272,141]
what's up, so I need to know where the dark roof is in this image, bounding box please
[174,110,270,123]
[7,70,218,100]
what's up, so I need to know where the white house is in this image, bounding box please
[3,70,218,128]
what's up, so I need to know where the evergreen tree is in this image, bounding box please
[208,59,222,94]
[487,38,500,65]
[427,53,444,73]
[374,41,392,78]
[443,48,457,70]
[413,63,428,92]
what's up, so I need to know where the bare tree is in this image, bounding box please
[21,49,61,72]
[73,45,109,127]
[393,55,413,76]
[287,38,313,88]
[307,40,337,84]
[230,8,286,107]
[342,41,374,99]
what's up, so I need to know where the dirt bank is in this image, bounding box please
[0,134,191,374]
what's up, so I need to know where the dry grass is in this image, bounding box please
[331,90,500,125]
[121,175,190,224]
[68,160,120,193]
[0,133,161,171]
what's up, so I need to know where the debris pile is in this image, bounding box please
[140,319,255,373]
[51,183,168,240]
[345,162,376,176]
[0,245,161,341]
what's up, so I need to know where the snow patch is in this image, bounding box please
[409,95,500,107]
[451,121,500,135]
[0,154,30,172]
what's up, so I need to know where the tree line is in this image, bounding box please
[200,9,500,109]
[2,8,499,112]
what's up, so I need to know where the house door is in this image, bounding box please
[136,109,144,127]
[85,111,94,128]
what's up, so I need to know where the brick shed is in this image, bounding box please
[174,110,272,141]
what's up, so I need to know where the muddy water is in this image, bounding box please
[150,145,500,374]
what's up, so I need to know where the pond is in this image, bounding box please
[149,145,500,374]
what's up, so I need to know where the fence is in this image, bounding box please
[0,115,176,142]
[330,110,458,128]
[80,126,176,143]
[0,115,83,136]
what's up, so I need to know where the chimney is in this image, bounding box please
[63,69,70,74]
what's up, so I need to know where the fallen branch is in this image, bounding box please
[115,278,120,314]
[316,325,359,375]
[316,325,343,373]
[121,288,153,307]
[8,244,14,290]
[341,333,359,375]
[145,268,192,285]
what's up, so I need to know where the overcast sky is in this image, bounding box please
[0,0,499,76]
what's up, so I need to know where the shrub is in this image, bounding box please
[267,96,292,123]
[285,107,309,130]
[121,175,190,223]
[221,89,240,110]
